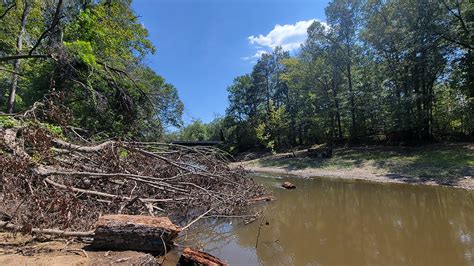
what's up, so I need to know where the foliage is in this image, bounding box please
[224,0,473,151]
[0,0,183,140]
[64,41,97,68]
[39,122,64,138]
[0,116,19,128]
[178,119,209,141]
[256,103,288,151]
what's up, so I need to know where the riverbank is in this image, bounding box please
[233,143,474,190]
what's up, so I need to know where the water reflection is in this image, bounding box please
[179,175,474,265]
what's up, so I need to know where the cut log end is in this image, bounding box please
[178,247,228,266]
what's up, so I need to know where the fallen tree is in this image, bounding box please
[0,114,266,233]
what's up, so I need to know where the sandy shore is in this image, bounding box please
[232,161,474,190]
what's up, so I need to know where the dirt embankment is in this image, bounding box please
[0,233,160,265]
[232,143,474,190]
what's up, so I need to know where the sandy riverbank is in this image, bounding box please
[237,163,474,190]
[232,143,474,190]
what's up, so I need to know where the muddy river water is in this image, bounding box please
[171,174,474,265]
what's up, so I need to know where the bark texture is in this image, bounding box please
[91,214,181,253]
[178,247,228,266]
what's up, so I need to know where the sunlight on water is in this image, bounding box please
[172,175,474,266]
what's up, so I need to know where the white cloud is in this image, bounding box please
[241,50,268,61]
[242,19,327,61]
[249,19,320,52]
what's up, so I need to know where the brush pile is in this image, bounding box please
[0,117,265,232]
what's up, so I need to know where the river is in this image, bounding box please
[170,173,474,265]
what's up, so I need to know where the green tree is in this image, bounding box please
[363,0,452,141]
[179,119,209,141]
[256,103,289,151]
[325,0,362,139]
[0,0,183,140]
[223,0,472,151]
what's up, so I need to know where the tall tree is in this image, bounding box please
[0,0,183,139]
[363,0,451,141]
[6,0,30,113]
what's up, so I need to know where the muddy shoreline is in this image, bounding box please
[233,163,474,190]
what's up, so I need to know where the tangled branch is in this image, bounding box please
[0,122,266,232]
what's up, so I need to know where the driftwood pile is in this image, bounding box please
[0,121,266,234]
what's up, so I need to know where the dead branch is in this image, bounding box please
[0,120,268,232]
[182,207,215,231]
[52,138,115,152]
[44,178,130,200]
[0,222,94,237]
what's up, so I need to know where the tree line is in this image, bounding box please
[188,0,472,152]
[0,0,183,140]
[2,0,472,150]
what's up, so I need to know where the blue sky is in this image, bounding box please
[132,0,330,125]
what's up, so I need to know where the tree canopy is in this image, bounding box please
[2,0,472,147]
[222,0,473,151]
[0,0,183,139]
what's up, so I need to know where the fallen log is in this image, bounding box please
[91,214,181,254]
[1,215,181,254]
[178,247,228,266]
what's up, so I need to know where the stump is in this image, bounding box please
[91,214,181,253]
[178,247,227,266]
[282,182,296,189]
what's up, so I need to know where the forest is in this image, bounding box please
[176,0,473,152]
[0,0,473,265]
[1,0,472,152]
[0,0,183,140]
[0,2,265,262]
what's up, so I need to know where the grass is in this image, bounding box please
[250,143,474,182]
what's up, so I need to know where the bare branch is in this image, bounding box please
[0,221,94,237]
[442,0,471,37]
[0,120,267,232]
[0,67,24,76]
[0,2,16,20]
[28,0,64,55]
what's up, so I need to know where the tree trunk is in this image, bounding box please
[298,124,303,145]
[332,72,343,141]
[266,72,271,115]
[7,0,31,113]
[347,63,356,139]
